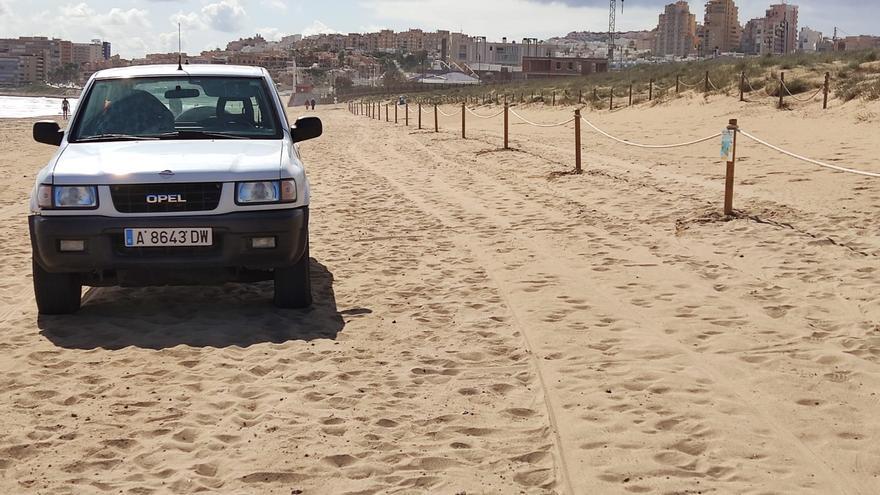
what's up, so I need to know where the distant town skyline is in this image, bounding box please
[0,0,877,58]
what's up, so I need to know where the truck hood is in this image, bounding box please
[51,140,284,185]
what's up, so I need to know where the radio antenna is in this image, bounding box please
[177,22,183,70]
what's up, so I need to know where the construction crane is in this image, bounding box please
[608,0,623,64]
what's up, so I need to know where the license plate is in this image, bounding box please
[124,228,212,247]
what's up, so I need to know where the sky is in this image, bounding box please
[0,0,877,58]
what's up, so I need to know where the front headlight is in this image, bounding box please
[38,185,98,209]
[236,180,296,205]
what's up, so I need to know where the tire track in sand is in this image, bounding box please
[340,110,873,494]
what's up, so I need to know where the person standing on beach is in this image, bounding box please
[61,98,70,120]
[310,98,316,110]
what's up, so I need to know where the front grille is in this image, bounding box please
[110,183,222,213]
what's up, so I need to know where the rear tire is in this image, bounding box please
[273,246,312,309]
[33,258,82,315]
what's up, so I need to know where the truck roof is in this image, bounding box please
[93,64,268,80]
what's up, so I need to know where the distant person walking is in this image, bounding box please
[61,98,70,120]
[310,99,316,110]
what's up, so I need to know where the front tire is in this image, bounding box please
[273,246,312,309]
[33,259,82,315]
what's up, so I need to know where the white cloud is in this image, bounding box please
[261,0,287,11]
[256,27,285,42]
[360,0,656,41]
[171,11,206,31]
[202,0,246,33]
[46,3,152,57]
[301,20,336,37]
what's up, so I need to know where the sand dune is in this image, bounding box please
[1,92,879,494]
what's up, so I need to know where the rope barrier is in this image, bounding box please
[780,79,824,102]
[707,77,722,91]
[679,78,701,88]
[509,108,575,127]
[739,130,880,178]
[581,117,721,149]
[465,106,505,119]
[744,77,775,97]
[436,106,457,117]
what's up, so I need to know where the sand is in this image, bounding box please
[0,90,879,494]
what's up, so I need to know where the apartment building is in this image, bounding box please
[701,0,741,55]
[741,18,766,55]
[72,40,105,65]
[0,55,46,85]
[842,35,880,51]
[654,1,698,57]
[798,27,822,52]
[763,3,798,55]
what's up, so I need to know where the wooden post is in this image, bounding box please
[552,91,556,106]
[724,119,739,216]
[574,108,582,174]
[578,89,583,104]
[461,102,466,139]
[676,75,680,94]
[395,103,398,124]
[649,79,654,101]
[593,87,597,101]
[823,72,830,109]
[609,88,614,110]
[704,71,709,93]
[434,103,438,133]
[405,103,409,126]
[628,84,633,106]
[385,103,389,122]
[503,101,509,150]
[418,103,422,129]
[740,71,746,101]
[778,72,785,109]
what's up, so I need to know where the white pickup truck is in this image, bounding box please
[28,64,322,314]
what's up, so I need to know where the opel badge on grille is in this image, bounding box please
[159,170,175,176]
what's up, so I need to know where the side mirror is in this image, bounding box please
[291,117,322,143]
[33,121,64,146]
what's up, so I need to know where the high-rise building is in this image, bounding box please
[741,18,766,55]
[72,41,104,65]
[654,1,698,57]
[701,0,741,55]
[102,41,112,60]
[764,3,798,55]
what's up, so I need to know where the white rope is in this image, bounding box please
[781,80,824,102]
[509,108,575,127]
[465,106,505,119]
[582,118,721,149]
[739,130,880,178]
[679,78,700,88]
[707,77,722,91]
[745,77,776,97]
[436,106,457,117]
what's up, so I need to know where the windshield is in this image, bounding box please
[70,76,282,141]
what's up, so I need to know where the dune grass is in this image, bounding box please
[361,50,880,106]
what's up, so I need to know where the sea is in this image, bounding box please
[0,95,79,119]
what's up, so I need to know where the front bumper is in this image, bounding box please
[29,208,308,284]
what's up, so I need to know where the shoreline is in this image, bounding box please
[0,90,79,99]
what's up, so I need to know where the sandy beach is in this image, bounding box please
[1,92,879,494]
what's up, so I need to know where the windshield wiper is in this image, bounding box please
[74,133,160,143]
[152,130,250,140]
